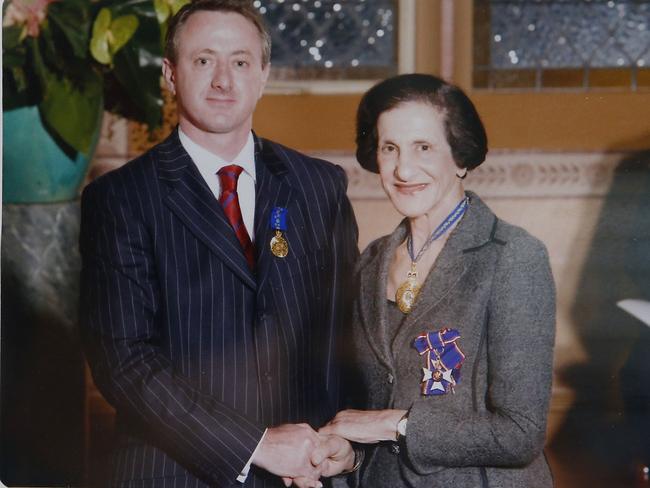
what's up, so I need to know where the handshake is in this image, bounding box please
[252,422,356,488]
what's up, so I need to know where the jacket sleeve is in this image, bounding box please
[328,165,360,411]
[404,235,556,471]
[79,179,265,485]
[326,165,360,487]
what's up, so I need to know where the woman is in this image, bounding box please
[320,74,556,487]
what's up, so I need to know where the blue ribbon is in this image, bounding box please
[413,328,465,396]
[269,207,287,231]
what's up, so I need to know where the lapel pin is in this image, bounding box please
[269,207,288,258]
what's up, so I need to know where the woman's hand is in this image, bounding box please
[319,409,407,444]
[282,434,356,487]
[313,434,356,477]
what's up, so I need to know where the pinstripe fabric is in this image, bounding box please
[80,129,359,487]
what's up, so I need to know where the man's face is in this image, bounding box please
[163,10,270,139]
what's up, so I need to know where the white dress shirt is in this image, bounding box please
[178,128,266,481]
[178,128,257,240]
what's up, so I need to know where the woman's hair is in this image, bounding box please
[356,73,488,173]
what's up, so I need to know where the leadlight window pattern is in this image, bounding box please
[254,0,398,80]
[474,0,650,90]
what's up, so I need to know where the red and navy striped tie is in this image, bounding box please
[217,165,255,270]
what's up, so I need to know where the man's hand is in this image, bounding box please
[312,434,355,477]
[252,423,322,481]
[285,434,355,487]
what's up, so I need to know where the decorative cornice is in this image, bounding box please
[94,115,631,201]
[314,151,628,199]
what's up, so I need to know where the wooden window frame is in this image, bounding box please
[253,0,650,152]
[265,0,417,95]
[448,0,650,151]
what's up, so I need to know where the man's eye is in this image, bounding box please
[236,60,248,67]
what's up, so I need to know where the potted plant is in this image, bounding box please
[2,2,187,483]
[2,0,187,203]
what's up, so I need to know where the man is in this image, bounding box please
[79,1,359,486]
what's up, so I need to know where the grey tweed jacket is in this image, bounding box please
[340,192,556,488]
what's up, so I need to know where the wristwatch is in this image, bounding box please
[396,412,409,441]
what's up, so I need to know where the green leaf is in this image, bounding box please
[38,22,59,68]
[111,0,160,18]
[40,71,104,155]
[171,0,189,16]
[93,8,112,37]
[2,35,27,69]
[112,43,163,128]
[3,25,24,50]
[110,0,163,126]
[90,33,111,64]
[3,64,41,109]
[152,0,187,25]
[99,0,163,127]
[12,67,28,92]
[29,36,49,88]
[3,50,26,68]
[90,8,112,64]
[153,0,170,24]
[90,9,139,65]
[109,14,139,55]
[47,1,91,59]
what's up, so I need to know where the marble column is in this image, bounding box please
[1,201,85,484]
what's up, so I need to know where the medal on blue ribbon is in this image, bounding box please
[413,328,465,396]
[269,207,289,258]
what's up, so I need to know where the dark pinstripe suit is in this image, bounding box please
[80,130,359,487]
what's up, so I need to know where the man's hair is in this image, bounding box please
[356,73,488,173]
[164,0,272,67]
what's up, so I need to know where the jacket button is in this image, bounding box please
[387,373,394,384]
[390,443,400,455]
[264,371,272,382]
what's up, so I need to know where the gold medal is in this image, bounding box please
[270,230,288,258]
[397,197,469,314]
[395,263,420,314]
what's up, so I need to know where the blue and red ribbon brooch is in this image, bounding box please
[413,328,465,396]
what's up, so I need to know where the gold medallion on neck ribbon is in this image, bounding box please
[395,264,421,314]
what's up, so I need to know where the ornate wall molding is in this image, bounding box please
[316,151,629,199]
[92,118,630,201]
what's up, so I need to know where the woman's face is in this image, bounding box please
[376,101,463,220]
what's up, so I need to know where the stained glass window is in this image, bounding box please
[255,0,398,80]
[474,0,650,90]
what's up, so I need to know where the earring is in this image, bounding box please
[456,169,468,180]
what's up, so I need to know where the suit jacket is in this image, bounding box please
[79,129,359,487]
[341,192,555,488]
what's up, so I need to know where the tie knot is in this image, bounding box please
[217,164,244,193]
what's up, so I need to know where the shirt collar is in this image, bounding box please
[178,127,256,182]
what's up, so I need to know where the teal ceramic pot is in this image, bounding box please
[3,106,100,203]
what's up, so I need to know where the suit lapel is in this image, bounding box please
[252,137,295,292]
[358,222,409,370]
[158,129,256,290]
